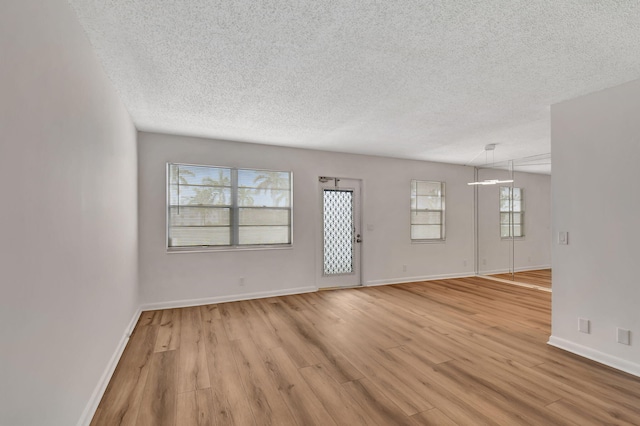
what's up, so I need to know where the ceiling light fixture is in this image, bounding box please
[467,144,514,186]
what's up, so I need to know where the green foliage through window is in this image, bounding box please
[168,164,292,248]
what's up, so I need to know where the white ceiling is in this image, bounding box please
[68,1,640,174]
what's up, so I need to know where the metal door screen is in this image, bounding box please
[323,189,354,275]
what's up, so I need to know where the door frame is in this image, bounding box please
[316,176,363,289]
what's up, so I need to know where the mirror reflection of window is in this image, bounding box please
[500,186,524,238]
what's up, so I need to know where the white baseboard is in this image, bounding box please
[77,307,142,426]
[478,264,551,276]
[365,272,475,287]
[479,274,552,292]
[547,335,640,378]
[140,286,318,311]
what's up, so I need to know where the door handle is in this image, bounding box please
[355,234,362,243]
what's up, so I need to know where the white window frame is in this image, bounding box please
[500,186,524,238]
[410,180,446,242]
[167,162,293,251]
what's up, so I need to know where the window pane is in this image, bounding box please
[411,211,441,225]
[249,189,291,207]
[237,188,259,206]
[512,187,522,200]
[416,196,442,210]
[169,226,231,246]
[169,164,232,206]
[411,225,442,240]
[239,170,291,207]
[239,226,290,245]
[512,200,522,212]
[169,186,232,206]
[238,170,290,189]
[499,199,511,212]
[170,164,231,187]
[239,208,290,226]
[513,212,523,225]
[513,225,523,237]
[500,224,524,238]
[500,212,510,225]
[500,187,511,199]
[170,207,230,226]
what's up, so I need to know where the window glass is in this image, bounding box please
[411,180,445,241]
[168,164,292,248]
[500,186,524,238]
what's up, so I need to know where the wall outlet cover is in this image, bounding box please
[617,328,631,345]
[578,318,590,334]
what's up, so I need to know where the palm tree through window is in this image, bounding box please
[168,163,292,248]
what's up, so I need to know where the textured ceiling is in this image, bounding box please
[68,1,640,174]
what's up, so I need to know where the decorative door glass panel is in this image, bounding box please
[323,189,354,275]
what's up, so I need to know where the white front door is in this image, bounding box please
[318,177,362,288]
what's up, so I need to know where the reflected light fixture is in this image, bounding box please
[467,179,514,186]
[467,144,514,186]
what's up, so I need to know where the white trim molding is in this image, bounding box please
[477,264,552,276]
[548,335,640,378]
[479,275,551,293]
[77,308,142,426]
[365,272,474,287]
[140,286,317,311]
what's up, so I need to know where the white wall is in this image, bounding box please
[0,1,139,425]
[477,169,552,274]
[550,78,640,376]
[138,132,477,306]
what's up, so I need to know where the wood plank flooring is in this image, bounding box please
[91,276,640,425]
[491,268,552,288]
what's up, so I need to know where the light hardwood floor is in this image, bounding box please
[491,268,552,288]
[91,276,639,425]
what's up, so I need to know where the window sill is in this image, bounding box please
[411,239,446,244]
[167,244,293,254]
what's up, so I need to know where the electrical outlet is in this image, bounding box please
[617,328,631,345]
[239,277,245,286]
[578,318,590,334]
[463,259,468,267]
[402,265,407,272]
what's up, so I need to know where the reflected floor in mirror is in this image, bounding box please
[491,268,552,289]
